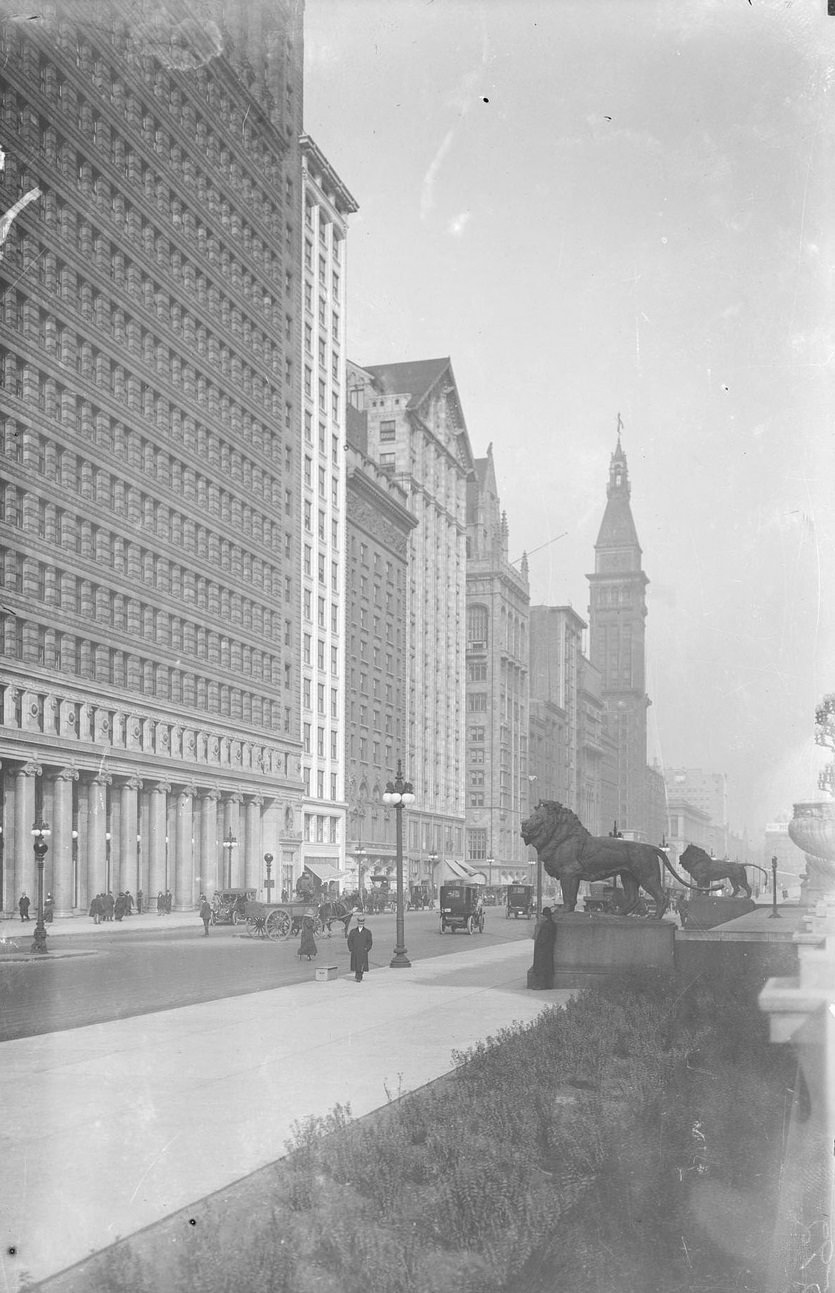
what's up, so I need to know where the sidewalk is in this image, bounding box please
[0,907,209,945]
[0,938,569,1291]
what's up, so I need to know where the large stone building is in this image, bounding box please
[464,445,530,886]
[346,357,474,889]
[587,433,652,838]
[297,136,356,896]
[0,1,307,914]
[343,405,416,892]
[528,606,584,811]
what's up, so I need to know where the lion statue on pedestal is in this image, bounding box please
[520,802,706,919]
[678,844,769,898]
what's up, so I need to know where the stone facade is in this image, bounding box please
[464,445,530,886]
[0,1,306,912]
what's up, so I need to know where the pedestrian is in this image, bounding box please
[44,893,54,923]
[298,911,317,960]
[89,893,102,924]
[18,893,30,922]
[157,891,164,914]
[199,894,212,936]
[103,891,115,922]
[114,893,126,921]
[530,907,557,990]
[165,890,173,914]
[136,889,143,915]
[124,890,133,916]
[347,911,372,982]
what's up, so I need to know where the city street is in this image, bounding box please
[0,906,536,1043]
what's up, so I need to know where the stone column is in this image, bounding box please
[148,781,170,909]
[223,792,243,888]
[52,766,78,916]
[174,787,194,910]
[245,796,264,893]
[87,773,111,900]
[198,789,220,896]
[119,777,142,898]
[13,761,41,912]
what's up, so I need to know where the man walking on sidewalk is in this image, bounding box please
[347,912,372,981]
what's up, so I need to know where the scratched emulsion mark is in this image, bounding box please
[121,5,223,74]
[0,145,41,261]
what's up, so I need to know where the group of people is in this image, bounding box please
[17,892,54,922]
[156,891,174,914]
[89,890,140,923]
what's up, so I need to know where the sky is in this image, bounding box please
[303,0,835,836]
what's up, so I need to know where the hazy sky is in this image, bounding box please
[304,0,835,835]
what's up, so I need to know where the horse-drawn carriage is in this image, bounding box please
[241,896,354,940]
[506,883,534,919]
[439,883,485,935]
[211,888,257,925]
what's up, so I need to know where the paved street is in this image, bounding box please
[0,906,534,1042]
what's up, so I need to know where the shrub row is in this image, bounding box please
[39,969,794,1293]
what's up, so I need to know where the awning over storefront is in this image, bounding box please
[304,861,345,883]
[445,860,487,884]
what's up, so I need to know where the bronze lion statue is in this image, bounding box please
[678,844,769,898]
[521,802,705,919]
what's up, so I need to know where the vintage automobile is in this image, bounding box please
[438,883,485,935]
[506,883,535,919]
[211,888,257,925]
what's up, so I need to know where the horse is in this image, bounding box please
[678,844,769,899]
[520,801,709,919]
[318,899,352,937]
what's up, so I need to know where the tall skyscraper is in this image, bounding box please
[0,1,306,914]
[465,444,529,886]
[297,135,356,895]
[587,430,651,838]
[347,357,473,884]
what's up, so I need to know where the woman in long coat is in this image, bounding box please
[530,907,557,989]
[298,911,318,960]
[347,913,373,981]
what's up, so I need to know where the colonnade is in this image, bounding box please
[1,759,272,915]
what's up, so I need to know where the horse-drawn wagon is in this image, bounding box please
[439,883,485,935]
[241,897,354,940]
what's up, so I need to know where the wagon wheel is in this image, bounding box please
[469,915,478,936]
[232,909,241,925]
[313,917,325,936]
[266,909,291,941]
[246,915,267,939]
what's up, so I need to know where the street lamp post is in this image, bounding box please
[383,761,415,968]
[31,819,51,954]
[769,854,781,919]
[263,853,274,902]
[427,850,438,903]
[222,830,237,888]
[354,846,366,907]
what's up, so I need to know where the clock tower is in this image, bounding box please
[587,424,651,837]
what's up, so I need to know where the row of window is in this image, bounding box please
[0,481,284,607]
[0,614,289,730]
[1,554,284,681]
[303,814,340,844]
[2,413,286,552]
[303,724,340,759]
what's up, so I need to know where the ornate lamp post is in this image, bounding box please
[427,850,439,903]
[383,761,415,968]
[31,819,51,954]
[222,829,237,888]
[354,845,367,908]
[769,855,781,919]
[263,853,274,902]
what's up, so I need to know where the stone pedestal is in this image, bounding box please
[788,802,835,906]
[528,913,676,989]
[680,895,755,930]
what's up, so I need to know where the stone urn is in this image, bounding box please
[788,801,835,904]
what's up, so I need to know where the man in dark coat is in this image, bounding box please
[530,907,557,989]
[199,895,212,936]
[18,893,30,921]
[347,912,372,981]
